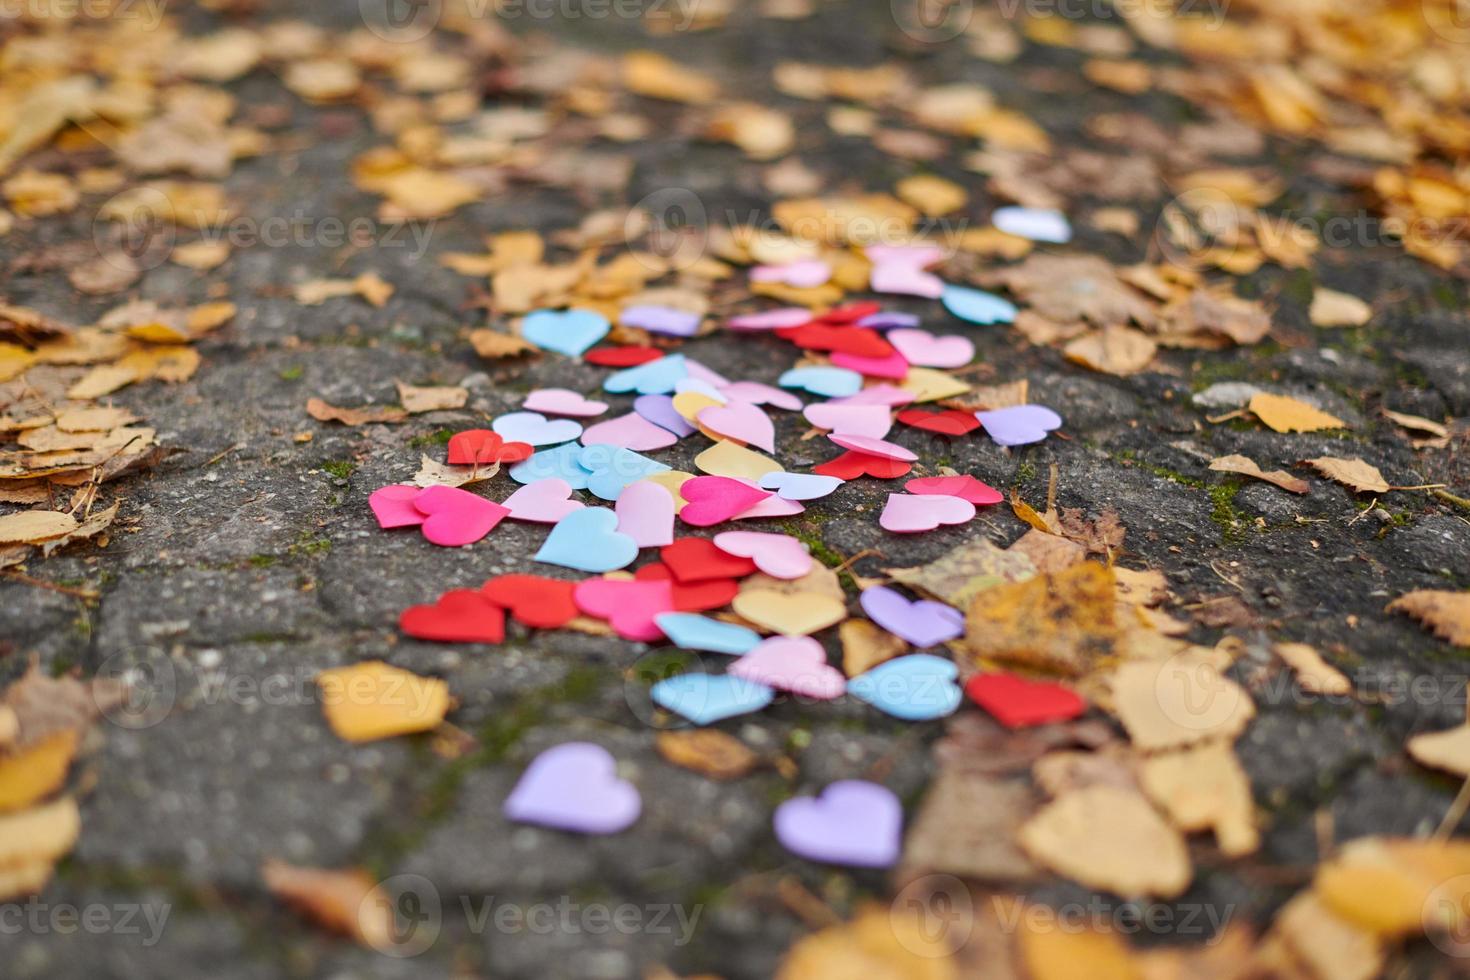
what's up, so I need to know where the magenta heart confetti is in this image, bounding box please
[412,485,510,546]
[370,484,426,529]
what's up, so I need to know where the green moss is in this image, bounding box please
[278,365,303,381]
[1016,459,1038,482]
[322,460,355,480]
[407,428,455,449]
[289,533,331,557]
[1208,481,1247,544]
[248,554,277,568]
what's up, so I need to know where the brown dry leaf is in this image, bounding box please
[394,381,468,414]
[0,510,78,544]
[1139,742,1258,856]
[0,796,81,900]
[1382,408,1449,445]
[315,661,451,742]
[1275,642,1351,696]
[1058,507,1127,557]
[1302,456,1390,494]
[656,730,757,780]
[775,904,957,979]
[0,730,78,813]
[1388,590,1470,646]
[987,255,1157,328]
[1308,288,1372,328]
[1407,725,1470,777]
[1112,568,1170,608]
[1314,837,1470,939]
[1266,893,1383,980]
[1019,784,1191,898]
[306,398,407,427]
[623,51,719,104]
[1063,325,1158,376]
[171,239,231,270]
[1208,454,1309,494]
[1109,653,1255,751]
[40,502,118,556]
[888,537,1036,610]
[962,562,1120,677]
[1248,393,1346,433]
[413,455,495,489]
[900,768,1038,884]
[468,328,536,360]
[261,860,394,950]
[1008,528,1085,574]
[67,364,141,401]
[376,168,482,220]
[1019,922,1141,980]
[895,174,968,217]
[294,273,394,308]
[706,104,795,160]
[1,664,127,749]
[55,407,138,432]
[840,618,907,677]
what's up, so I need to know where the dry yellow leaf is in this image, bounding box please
[1274,642,1351,696]
[707,104,795,160]
[1109,652,1255,750]
[0,510,79,544]
[1303,456,1390,494]
[0,730,78,813]
[1139,742,1258,856]
[0,342,35,383]
[1407,725,1470,777]
[306,398,407,427]
[656,730,757,780]
[839,619,906,677]
[315,661,451,742]
[1269,892,1383,980]
[0,796,80,899]
[895,174,968,217]
[468,328,535,360]
[1019,784,1191,898]
[54,407,138,432]
[1387,590,1470,646]
[962,562,1119,676]
[67,363,141,401]
[1020,922,1141,980]
[171,239,231,270]
[1208,454,1309,494]
[1248,393,1346,433]
[1315,837,1470,938]
[261,860,396,950]
[394,381,468,414]
[377,169,480,219]
[1309,288,1372,327]
[1063,325,1158,376]
[623,51,719,104]
[776,904,957,979]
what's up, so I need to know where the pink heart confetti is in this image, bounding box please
[803,402,893,439]
[412,485,510,546]
[750,259,831,289]
[831,384,916,407]
[679,476,774,526]
[869,263,944,298]
[732,494,806,520]
[502,478,586,523]
[580,412,679,451]
[828,433,917,462]
[729,636,845,699]
[572,577,675,642]
[614,480,676,548]
[718,381,802,411]
[879,492,975,533]
[713,530,812,580]
[727,308,812,331]
[697,399,776,453]
[865,244,944,268]
[830,349,911,379]
[523,388,609,417]
[370,484,425,529]
[886,329,974,369]
[905,475,1003,505]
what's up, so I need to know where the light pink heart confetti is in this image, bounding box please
[869,264,945,298]
[803,402,893,439]
[886,329,974,369]
[730,636,845,699]
[580,412,679,451]
[614,480,676,548]
[728,308,811,331]
[831,384,917,407]
[502,478,586,524]
[524,388,609,417]
[718,381,802,411]
[697,400,776,453]
[865,244,944,268]
[829,433,917,462]
[713,530,813,580]
[879,492,975,533]
[830,349,911,379]
[750,259,831,289]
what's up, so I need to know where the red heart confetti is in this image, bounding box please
[636,562,740,612]
[660,538,758,582]
[896,409,981,436]
[584,346,665,367]
[777,323,895,359]
[905,475,1003,505]
[446,429,534,466]
[482,574,580,629]
[964,672,1087,729]
[400,589,506,643]
[813,450,913,480]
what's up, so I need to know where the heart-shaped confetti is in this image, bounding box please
[521,308,610,358]
[604,353,687,395]
[535,507,638,571]
[758,471,844,501]
[580,412,679,451]
[992,205,1072,243]
[492,411,583,447]
[573,578,675,642]
[975,404,1063,446]
[727,308,812,331]
[870,263,945,298]
[635,393,697,436]
[713,530,812,580]
[941,284,1017,325]
[829,349,911,380]
[833,383,916,407]
[661,538,758,582]
[694,440,781,481]
[965,672,1087,728]
[578,444,671,500]
[847,654,962,721]
[778,366,862,398]
[636,563,740,612]
[865,243,945,268]
[751,258,831,288]
[370,484,425,529]
[773,780,901,867]
[731,492,805,520]
[813,450,912,480]
[654,613,761,655]
[584,346,663,367]
[859,311,920,329]
[621,304,702,336]
[829,433,917,462]
[886,328,974,368]
[803,402,892,438]
[904,475,1002,505]
[413,485,510,546]
[732,590,847,636]
[523,388,608,417]
[503,742,640,834]
[509,443,591,489]
[718,381,802,411]
[730,635,845,699]
[895,408,981,436]
[501,478,585,524]
[447,429,534,466]
[879,492,975,533]
[482,574,579,629]
[859,585,964,647]
[679,476,772,526]
[614,479,676,548]
[651,673,775,725]
[694,401,772,455]
[780,323,894,359]
[400,589,505,643]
